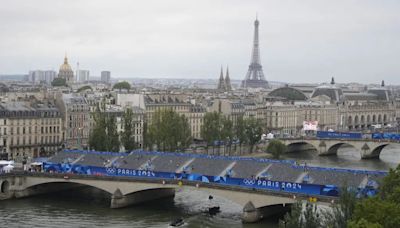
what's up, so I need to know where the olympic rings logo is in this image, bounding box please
[106,168,116,174]
[243,179,256,185]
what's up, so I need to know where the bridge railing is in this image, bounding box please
[0,171,339,203]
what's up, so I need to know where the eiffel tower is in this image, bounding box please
[241,17,269,89]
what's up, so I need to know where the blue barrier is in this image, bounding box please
[43,161,338,197]
[372,133,400,140]
[317,131,362,139]
[61,149,387,177]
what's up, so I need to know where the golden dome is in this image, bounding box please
[59,55,73,72]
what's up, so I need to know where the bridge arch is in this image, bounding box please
[286,141,318,153]
[369,144,391,159]
[25,180,114,196]
[1,180,10,194]
[326,142,359,156]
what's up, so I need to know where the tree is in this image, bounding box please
[348,218,383,228]
[349,165,400,227]
[51,78,67,87]
[177,114,192,151]
[121,108,138,151]
[88,103,120,152]
[89,104,107,151]
[324,186,357,228]
[280,164,400,228]
[234,115,247,155]
[221,117,233,155]
[77,85,92,93]
[266,139,287,159]
[146,108,192,152]
[279,202,323,228]
[113,81,131,92]
[279,201,303,228]
[201,112,222,154]
[105,114,120,152]
[244,117,262,153]
[351,198,400,228]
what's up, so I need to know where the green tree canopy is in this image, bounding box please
[121,108,139,151]
[243,117,263,153]
[280,164,400,228]
[77,85,93,93]
[201,112,222,147]
[146,108,192,152]
[51,78,67,87]
[113,81,131,91]
[266,139,287,159]
[200,112,234,155]
[88,103,120,152]
[349,164,400,227]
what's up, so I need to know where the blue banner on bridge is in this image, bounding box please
[42,162,339,197]
[317,131,362,139]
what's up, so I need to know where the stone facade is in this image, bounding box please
[0,102,63,160]
[56,93,90,149]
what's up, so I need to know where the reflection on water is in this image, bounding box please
[0,189,278,228]
[283,144,400,171]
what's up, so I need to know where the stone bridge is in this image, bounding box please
[281,138,398,159]
[0,172,319,223]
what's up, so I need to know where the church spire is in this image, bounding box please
[64,51,70,65]
[217,66,226,90]
[225,66,232,91]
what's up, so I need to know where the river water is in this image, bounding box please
[1,146,399,228]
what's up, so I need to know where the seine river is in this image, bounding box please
[0,146,399,228]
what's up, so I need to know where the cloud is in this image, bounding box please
[0,0,399,84]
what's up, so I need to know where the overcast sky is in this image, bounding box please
[0,0,399,84]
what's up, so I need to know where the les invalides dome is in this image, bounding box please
[58,55,74,83]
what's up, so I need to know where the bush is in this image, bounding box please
[266,139,287,159]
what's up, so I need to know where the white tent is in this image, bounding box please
[3,164,14,173]
[0,160,13,166]
[30,162,43,166]
[266,133,274,139]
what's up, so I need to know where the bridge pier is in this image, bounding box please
[110,188,175,209]
[0,178,13,200]
[241,201,292,223]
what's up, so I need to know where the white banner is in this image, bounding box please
[303,121,318,131]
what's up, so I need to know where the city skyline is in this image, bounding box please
[1,0,399,84]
